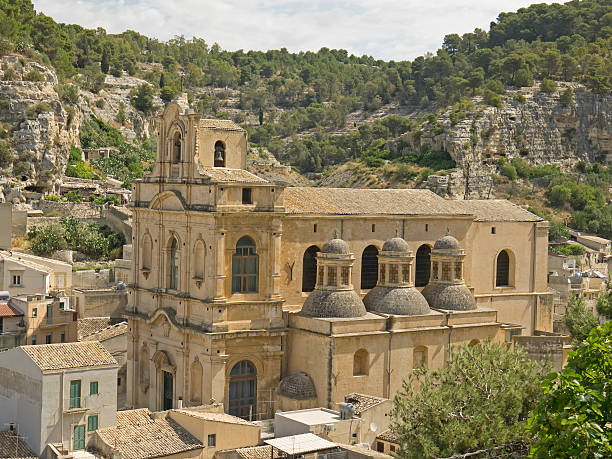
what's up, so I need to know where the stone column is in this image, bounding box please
[214,230,226,302]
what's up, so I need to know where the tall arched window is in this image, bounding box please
[228,360,257,420]
[172,132,182,163]
[193,241,205,280]
[168,236,179,290]
[214,140,226,167]
[496,250,510,287]
[353,349,369,376]
[142,234,152,271]
[232,236,258,293]
[302,246,319,292]
[415,245,431,287]
[361,245,379,290]
[190,358,202,405]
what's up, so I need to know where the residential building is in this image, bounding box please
[0,341,118,456]
[0,429,38,459]
[0,250,72,297]
[0,293,26,349]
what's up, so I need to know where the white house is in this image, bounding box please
[0,341,118,456]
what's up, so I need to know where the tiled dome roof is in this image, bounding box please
[433,235,461,250]
[321,238,350,254]
[279,372,316,400]
[421,283,476,311]
[363,286,430,315]
[299,290,367,318]
[382,237,410,253]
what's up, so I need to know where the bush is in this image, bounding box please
[64,190,83,202]
[394,164,418,181]
[29,224,67,256]
[23,70,45,82]
[486,79,505,94]
[514,68,534,87]
[540,78,558,93]
[484,89,502,108]
[500,163,517,180]
[2,67,17,81]
[548,220,570,241]
[564,295,598,343]
[55,84,79,104]
[0,140,12,168]
[25,102,53,118]
[44,194,61,202]
[95,99,105,108]
[560,87,574,107]
[548,184,571,207]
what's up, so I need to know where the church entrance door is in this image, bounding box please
[163,370,173,410]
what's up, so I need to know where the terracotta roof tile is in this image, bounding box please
[96,410,203,459]
[377,429,399,443]
[344,393,388,415]
[173,409,256,426]
[22,342,117,371]
[83,322,128,343]
[0,430,38,458]
[198,167,269,184]
[77,317,114,340]
[199,119,245,132]
[232,445,275,459]
[0,302,23,318]
[449,200,542,222]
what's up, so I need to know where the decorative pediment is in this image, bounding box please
[149,190,186,211]
[152,349,175,370]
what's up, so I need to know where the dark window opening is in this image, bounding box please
[371,224,375,232]
[496,250,510,287]
[361,245,379,289]
[172,132,182,163]
[313,224,317,233]
[208,434,217,447]
[302,246,319,292]
[214,141,226,167]
[228,360,257,420]
[242,188,252,204]
[232,237,258,293]
[163,370,173,410]
[491,227,496,234]
[415,245,431,287]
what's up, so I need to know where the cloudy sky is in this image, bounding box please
[32,0,560,61]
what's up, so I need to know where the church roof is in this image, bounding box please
[450,199,543,222]
[198,167,269,184]
[279,372,317,400]
[434,235,461,250]
[321,238,350,254]
[199,119,245,132]
[382,237,410,253]
[363,286,431,316]
[299,289,367,319]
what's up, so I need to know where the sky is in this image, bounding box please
[32,0,562,61]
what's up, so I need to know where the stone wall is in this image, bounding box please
[101,205,132,241]
[37,200,101,218]
[72,269,113,289]
[513,335,568,370]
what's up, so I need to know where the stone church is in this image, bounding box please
[125,96,552,420]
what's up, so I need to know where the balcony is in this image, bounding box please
[63,396,89,413]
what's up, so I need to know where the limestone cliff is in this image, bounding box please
[402,84,612,198]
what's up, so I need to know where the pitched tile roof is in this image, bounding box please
[199,119,245,132]
[449,199,543,222]
[0,430,38,459]
[96,409,203,459]
[173,409,256,426]
[281,187,463,216]
[344,393,388,415]
[22,341,117,371]
[231,445,275,459]
[0,302,23,318]
[377,429,399,443]
[198,167,269,184]
[82,322,128,343]
[77,317,114,340]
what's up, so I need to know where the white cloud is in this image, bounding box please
[33,0,562,60]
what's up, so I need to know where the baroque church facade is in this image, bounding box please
[125,97,552,420]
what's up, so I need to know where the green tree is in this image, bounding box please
[549,220,570,241]
[540,78,558,93]
[565,296,598,343]
[28,223,67,256]
[500,163,517,180]
[560,87,574,107]
[514,68,534,87]
[548,184,571,207]
[528,322,612,458]
[131,83,155,115]
[391,341,546,458]
[596,286,612,320]
[160,85,178,103]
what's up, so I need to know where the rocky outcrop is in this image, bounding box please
[402,83,611,198]
[0,55,80,194]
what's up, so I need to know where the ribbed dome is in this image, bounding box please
[363,286,430,315]
[299,289,367,318]
[382,237,410,253]
[434,235,461,250]
[421,283,476,311]
[279,372,316,400]
[321,238,350,254]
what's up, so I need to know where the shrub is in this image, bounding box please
[55,84,79,104]
[500,163,517,180]
[64,190,83,202]
[514,68,534,87]
[95,99,105,108]
[484,89,502,108]
[540,78,558,93]
[0,140,12,168]
[44,194,61,202]
[2,67,17,81]
[25,102,53,118]
[548,184,571,207]
[23,70,45,82]
[486,79,505,94]
[560,87,574,107]
[29,224,67,256]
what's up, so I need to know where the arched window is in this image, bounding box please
[302,246,319,292]
[413,346,428,369]
[228,360,257,419]
[415,245,431,287]
[172,132,182,163]
[232,236,258,293]
[361,245,379,290]
[194,241,205,280]
[190,359,202,405]
[142,234,152,271]
[168,236,179,290]
[496,250,510,287]
[214,140,226,167]
[353,349,369,376]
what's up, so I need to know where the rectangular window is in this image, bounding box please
[371,224,375,232]
[90,381,98,395]
[208,434,216,447]
[45,333,52,344]
[327,267,337,286]
[377,442,385,453]
[46,304,53,325]
[402,265,410,283]
[87,415,98,432]
[31,336,37,345]
[425,224,429,232]
[341,267,350,286]
[11,274,21,286]
[60,331,66,343]
[73,425,85,450]
[32,308,37,318]
[318,266,324,285]
[69,380,81,409]
[390,265,399,283]
[313,224,317,233]
[380,265,386,283]
[242,188,252,204]
[442,263,451,281]
[491,227,496,234]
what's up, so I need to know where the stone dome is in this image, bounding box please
[382,237,410,253]
[278,372,316,400]
[433,235,461,250]
[363,286,430,315]
[299,289,367,318]
[421,283,476,311]
[321,238,350,255]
